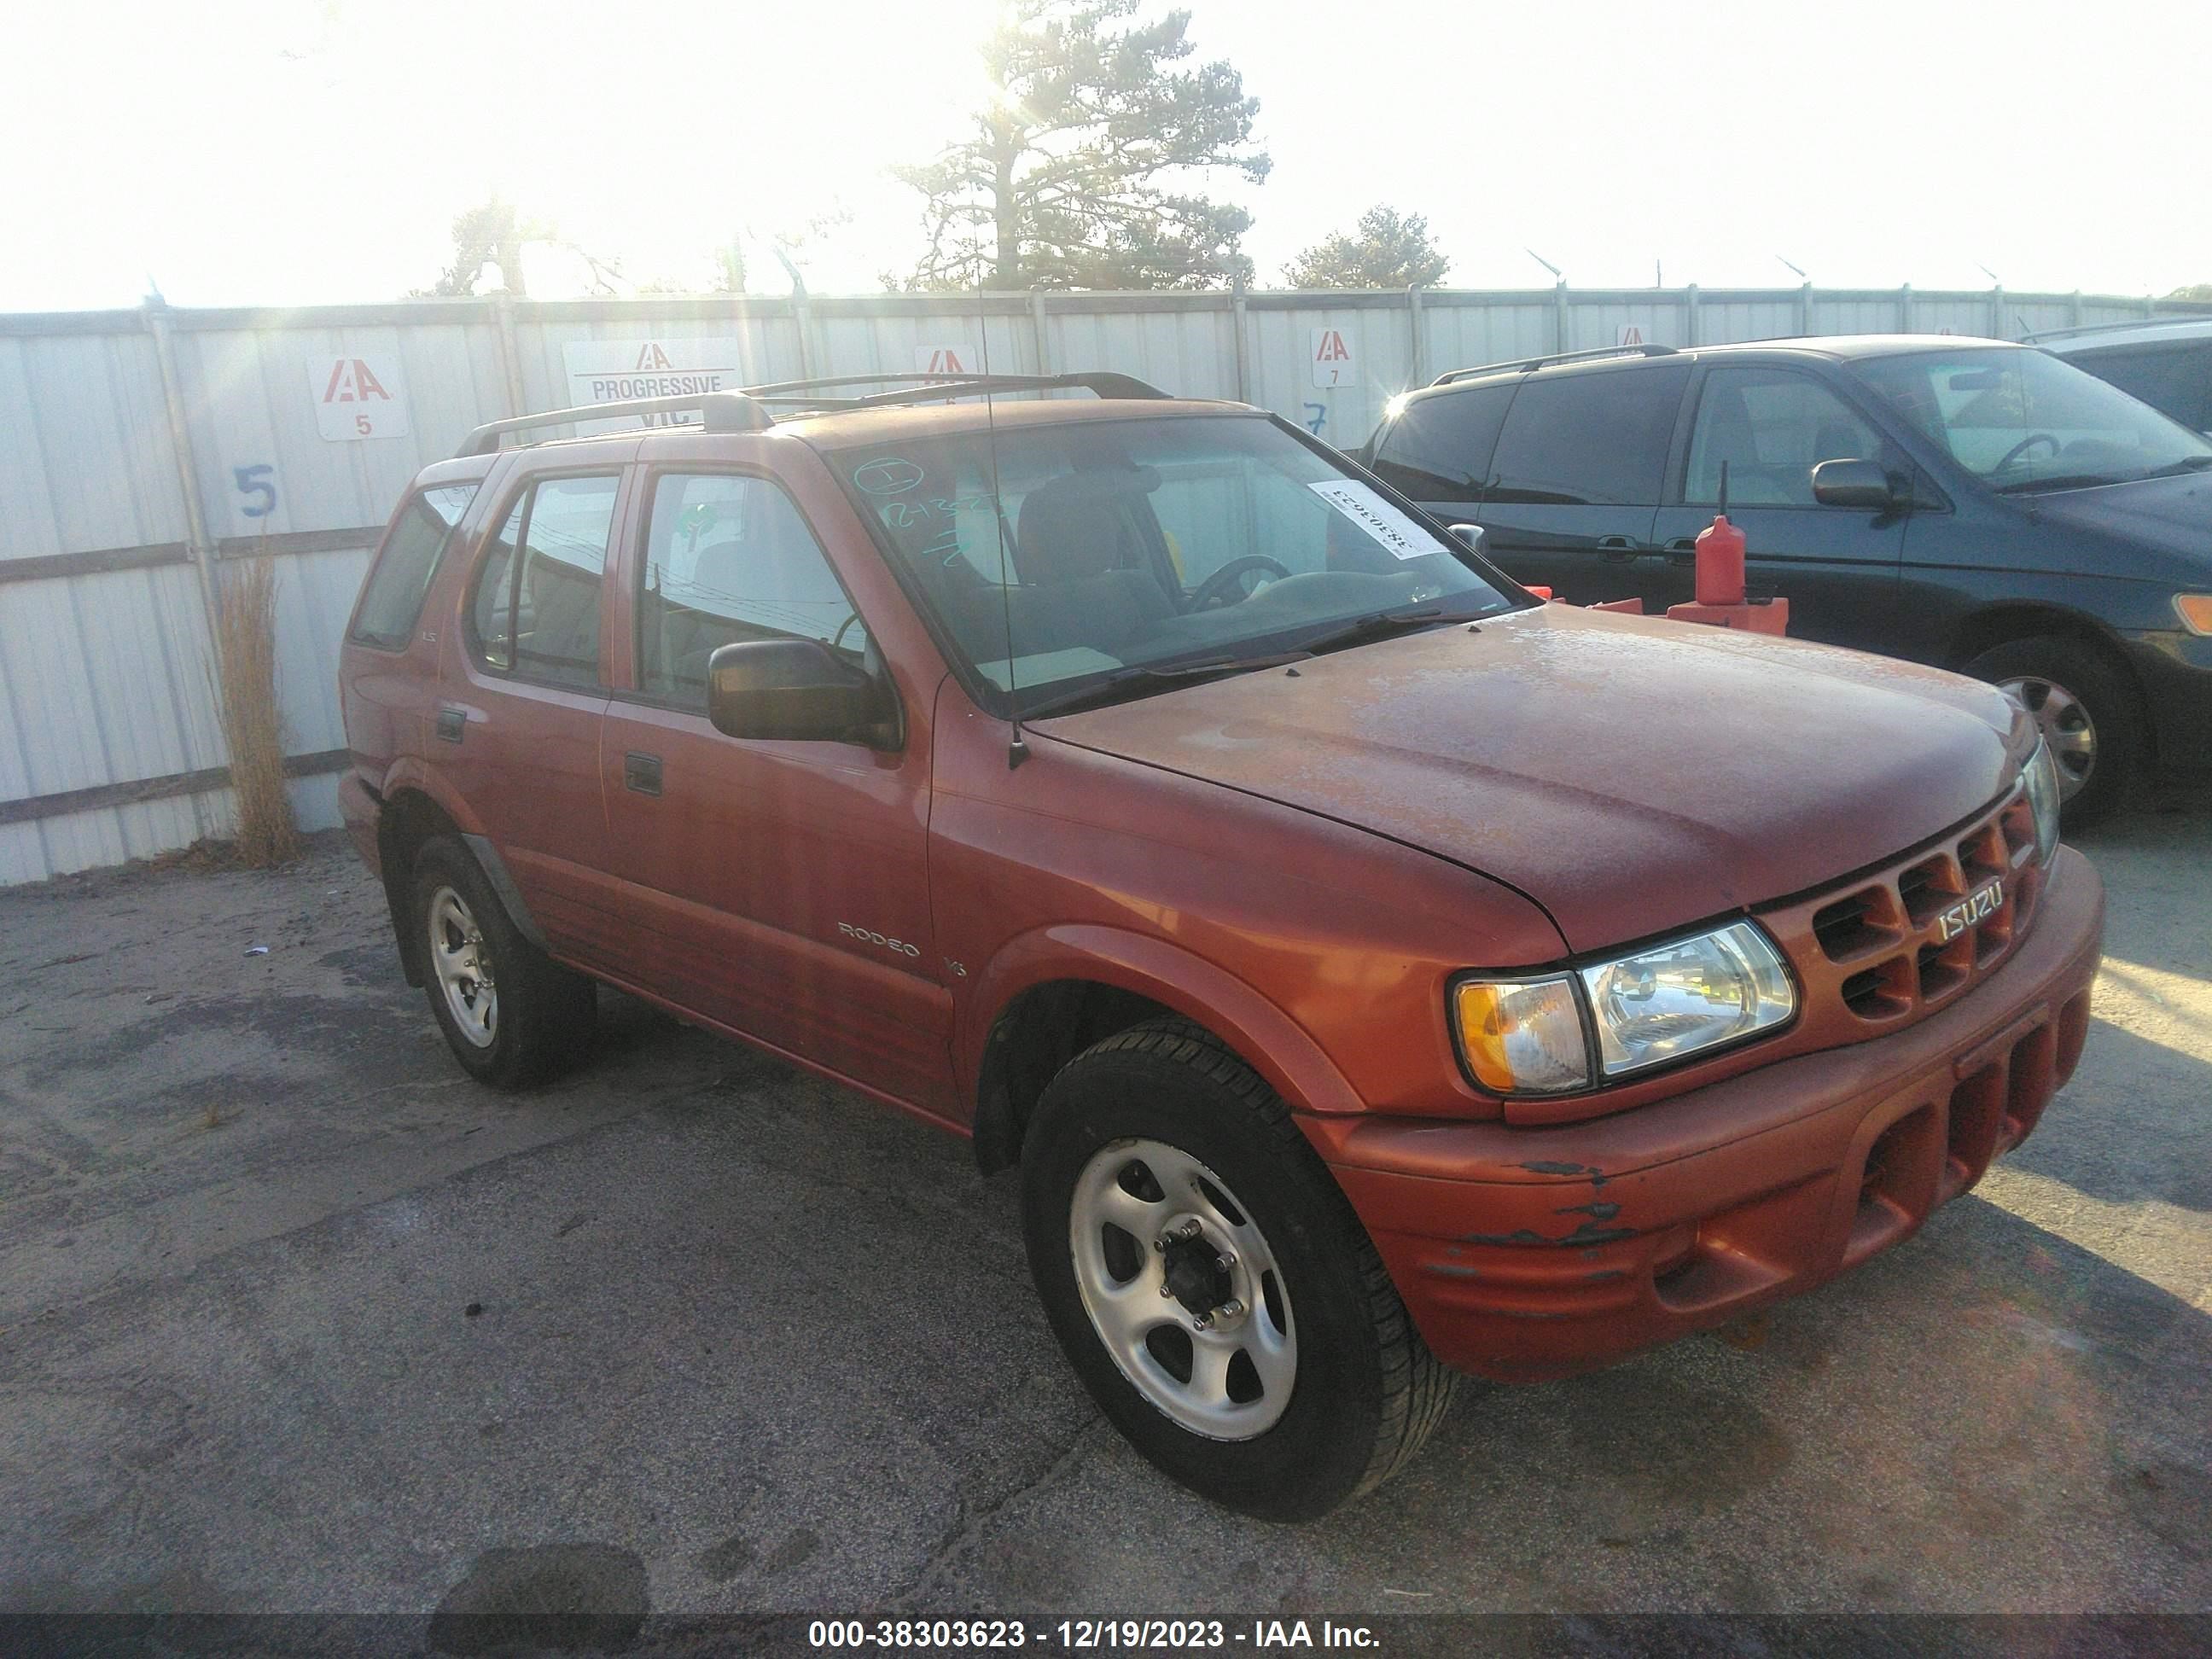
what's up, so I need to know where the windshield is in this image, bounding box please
[829,414,1516,715]
[1851,346,2212,492]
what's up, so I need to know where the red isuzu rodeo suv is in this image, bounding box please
[336,372,2102,1518]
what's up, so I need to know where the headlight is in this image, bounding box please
[1579,922,1796,1079]
[1453,920,1796,1095]
[2022,736,2062,864]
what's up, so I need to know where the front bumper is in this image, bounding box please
[2119,627,2212,777]
[1309,844,2104,1383]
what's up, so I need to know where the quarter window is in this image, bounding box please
[1684,370,1885,507]
[1369,383,1516,504]
[468,474,619,685]
[638,473,867,709]
[1485,365,1690,505]
[349,484,475,649]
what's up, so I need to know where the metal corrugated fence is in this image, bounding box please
[0,283,2199,883]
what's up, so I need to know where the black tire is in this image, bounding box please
[1021,1017,1458,1520]
[1963,634,2139,830]
[409,837,596,1089]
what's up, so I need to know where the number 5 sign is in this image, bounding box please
[310,353,410,440]
[1309,327,1356,388]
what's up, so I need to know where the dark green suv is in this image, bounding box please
[1359,335,2212,823]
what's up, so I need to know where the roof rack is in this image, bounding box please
[1431,342,1679,386]
[2021,313,2212,345]
[452,371,1172,458]
[456,390,771,457]
[739,370,1169,406]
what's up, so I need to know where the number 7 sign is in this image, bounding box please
[1310,327,1356,388]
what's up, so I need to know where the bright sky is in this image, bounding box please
[3,0,2204,310]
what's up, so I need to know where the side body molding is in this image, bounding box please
[460,832,553,954]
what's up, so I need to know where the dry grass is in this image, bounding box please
[210,557,301,868]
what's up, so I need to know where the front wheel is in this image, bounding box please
[1021,1019,1458,1520]
[1963,635,2139,829]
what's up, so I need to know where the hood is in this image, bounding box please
[2019,468,2212,576]
[1033,605,2033,953]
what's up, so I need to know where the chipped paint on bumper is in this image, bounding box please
[1306,846,2105,1383]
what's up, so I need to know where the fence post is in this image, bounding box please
[1800,281,1813,337]
[1030,288,1051,376]
[2144,294,2157,320]
[1406,283,1424,386]
[1554,280,1569,352]
[142,300,224,660]
[791,290,817,378]
[1685,282,1700,346]
[1899,283,1914,333]
[492,292,526,416]
[1231,274,1250,402]
[1991,283,2006,339]
[2070,290,2085,329]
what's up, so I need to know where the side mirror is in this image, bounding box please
[1811,458,1901,510]
[707,637,890,744]
[1447,522,1488,556]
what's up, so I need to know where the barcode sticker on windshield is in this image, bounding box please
[1308,480,1438,561]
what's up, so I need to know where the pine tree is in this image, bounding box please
[1282,206,1452,290]
[893,1,1269,291]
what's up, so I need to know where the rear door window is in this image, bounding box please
[2073,344,2212,432]
[1369,383,1516,504]
[468,474,620,685]
[1486,365,1691,505]
[349,483,476,649]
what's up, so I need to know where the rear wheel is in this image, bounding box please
[1022,1018,1458,1520]
[1964,634,2138,829]
[410,837,596,1088]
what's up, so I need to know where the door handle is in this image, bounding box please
[623,752,663,797]
[1662,538,1697,563]
[1593,535,1642,562]
[434,707,466,744]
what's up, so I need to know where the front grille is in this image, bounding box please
[1758,783,2046,1033]
[1812,890,1888,959]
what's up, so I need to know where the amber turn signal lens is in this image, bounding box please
[1453,976,1590,1095]
[2175,594,2212,636]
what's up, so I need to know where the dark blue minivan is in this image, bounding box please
[1360,336,2212,823]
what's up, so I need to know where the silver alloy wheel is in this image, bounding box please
[2000,674,2097,800]
[428,885,497,1048]
[1068,1138,1296,1440]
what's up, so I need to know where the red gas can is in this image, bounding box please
[1693,511,1747,608]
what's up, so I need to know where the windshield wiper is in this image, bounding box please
[1019,650,1311,720]
[2132,455,2212,481]
[1016,607,1478,720]
[1296,603,1472,656]
[1991,473,2129,495]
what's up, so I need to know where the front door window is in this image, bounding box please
[1684,370,1885,508]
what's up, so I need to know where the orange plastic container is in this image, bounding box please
[1694,512,1747,607]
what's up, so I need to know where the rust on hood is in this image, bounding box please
[1035,604,2030,953]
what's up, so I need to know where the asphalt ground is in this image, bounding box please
[1,809,2206,1635]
